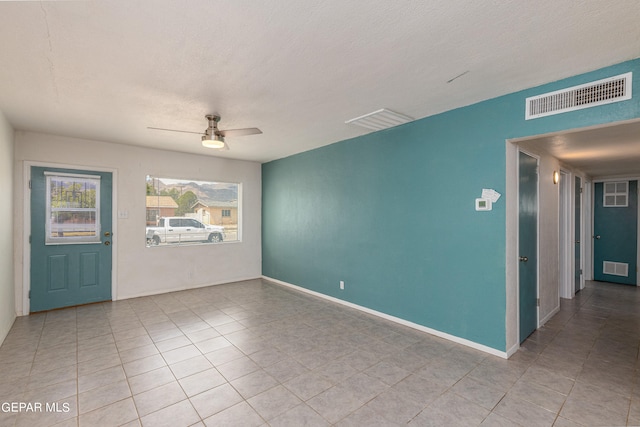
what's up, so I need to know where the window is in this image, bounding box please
[603,181,628,207]
[46,172,101,244]
[146,209,159,223]
[146,176,240,247]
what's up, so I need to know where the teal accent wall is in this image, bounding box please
[262,58,640,351]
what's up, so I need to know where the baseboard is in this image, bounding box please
[117,275,262,300]
[539,304,560,327]
[506,343,520,358]
[262,276,508,359]
[0,313,16,347]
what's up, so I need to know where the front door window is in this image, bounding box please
[45,172,101,244]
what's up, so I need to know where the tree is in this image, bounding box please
[146,182,157,196]
[50,180,96,208]
[160,188,180,202]
[176,191,198,216]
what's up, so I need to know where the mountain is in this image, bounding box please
[150,178,238,202]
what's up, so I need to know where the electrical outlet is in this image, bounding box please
[339,280,345,290]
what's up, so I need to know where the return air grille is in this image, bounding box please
[525,72,632,120]
[603,261,629,277]
[345,109,413,131]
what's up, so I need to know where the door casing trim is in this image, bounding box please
[22,161,118,315]
[559,169,590,299]
[591,176,640,286]
[559,169,572,299]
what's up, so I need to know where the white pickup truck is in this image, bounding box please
[146,217,225,246]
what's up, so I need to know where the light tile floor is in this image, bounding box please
[0,279,638,426]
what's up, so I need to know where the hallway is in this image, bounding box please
[518,280,640,426]
[0,279,638,426]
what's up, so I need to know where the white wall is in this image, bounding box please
[0,112,15,343]
[536,151,561,324]
[13,132,262,315]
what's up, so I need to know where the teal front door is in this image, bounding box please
[593,180,638,286]
[30,167,113,312]
[519,152,538,343]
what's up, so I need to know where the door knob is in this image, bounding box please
[104,241,111,246]
[104,231,111,237]
[519,256,528,262]
[594,235,601,240]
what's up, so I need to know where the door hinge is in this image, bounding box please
[536,298,540,307]
[28,291,31,299]
[579,269,583,275]
[28,180,31,190]
[580,187,583,194]
[29,235,31,244]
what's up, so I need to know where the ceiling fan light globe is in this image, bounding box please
[201,134,225,149]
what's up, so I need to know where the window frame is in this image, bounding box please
[45,172,102,245]
[145,175,241,247]
[603,181,629,207]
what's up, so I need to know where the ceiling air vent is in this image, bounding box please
[345,108,413,131]
[525,72,632,120]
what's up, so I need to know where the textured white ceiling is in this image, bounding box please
[1,0,640,167]
[517,119,640,179]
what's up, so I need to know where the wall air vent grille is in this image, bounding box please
[525,72,632,120]
[603,261,629,277]
[345,109,413,131]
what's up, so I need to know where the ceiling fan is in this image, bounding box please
[148,114,262,150]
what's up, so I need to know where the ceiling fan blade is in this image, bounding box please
[147,126,203,135]
[219,127,262,137]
